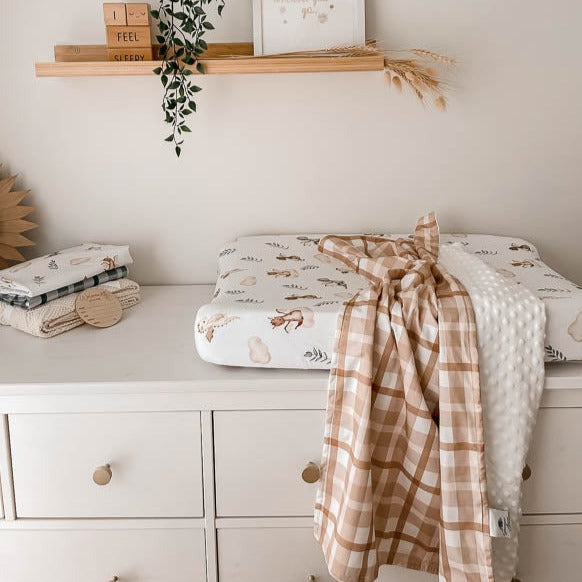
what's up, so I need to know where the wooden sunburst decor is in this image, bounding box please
[0,169,37,270]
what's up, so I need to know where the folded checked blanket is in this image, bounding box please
[314,213,546,582]
[0,243,133,297]
[0,279,140,338]
[0,266,128,309]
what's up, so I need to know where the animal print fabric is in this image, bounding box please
[314,214,494,582]
[195,233,582,367]
[0,244,133,298]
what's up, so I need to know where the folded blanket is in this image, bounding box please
[0,279,140,338]
[0,243,133,297]
[315,214,493,582]
[0,266,128,309]
[440,245,546,582]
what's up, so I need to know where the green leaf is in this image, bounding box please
[175,146,182,157]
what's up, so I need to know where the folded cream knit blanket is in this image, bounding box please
[0,279,140,338]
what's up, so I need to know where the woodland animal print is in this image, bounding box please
[269,309,305,333]
[194,234,582,369]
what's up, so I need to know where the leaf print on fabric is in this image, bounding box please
[196,313,239,343]
[545,345,567,361]
[304,347,332,365]
[236,298,265,304]
[285,294,321,301]
[219,248,236,257]
[283,283,307,290]
[48,259,58,270]
[225,290,245,295]
[248,337,271,364]
[543,273,566,280]
[276,254,304,262]
[301,265,320,270]
[241,256,262,263]
[297,236,321,246]
[33,275,45,286]
[220,268,246,279]
[265,242,289,250]
[568,312,582,342]
[537,288,571,293]
[317,278,347,289]
[474,250,498,256]
[315,300,340,307]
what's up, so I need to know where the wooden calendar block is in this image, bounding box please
[106,26,152,48]
[126,3,150,26]
[103,3,127,26]
[107,47,153,62]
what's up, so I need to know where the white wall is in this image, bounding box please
[1,0,581,285]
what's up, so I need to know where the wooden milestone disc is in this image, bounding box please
[75,288,123,328]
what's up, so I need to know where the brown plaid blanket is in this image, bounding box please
[314,213,493,582]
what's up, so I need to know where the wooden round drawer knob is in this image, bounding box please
[522,464,532,481]
[302,462,321,484]
[93,464,113,486]
[307,576,317,582]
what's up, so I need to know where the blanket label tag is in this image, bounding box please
[489,508,511,538]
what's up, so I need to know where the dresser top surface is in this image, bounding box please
[0,285,580,391]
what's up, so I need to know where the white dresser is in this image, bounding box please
[0,286,581,582]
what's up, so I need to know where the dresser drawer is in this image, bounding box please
[9,412,203,518]
[517,524,582,581]
[218,527,334,582]
[218,527,437,582]
[214,410,325,517]
[522,408,582,514]
[0,526,206,582]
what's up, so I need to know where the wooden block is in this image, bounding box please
[103,3,127,26]
[126,3,150,26]
[107,47,153,62]
[106,26,152,48]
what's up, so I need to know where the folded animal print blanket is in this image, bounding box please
[314,213,546,582]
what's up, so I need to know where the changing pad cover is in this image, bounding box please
[195,234,582,368]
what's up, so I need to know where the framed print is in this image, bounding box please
[253,0,366,56]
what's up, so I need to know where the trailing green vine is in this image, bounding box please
[152,0,226,157]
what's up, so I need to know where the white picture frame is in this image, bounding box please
[253,0,366,56]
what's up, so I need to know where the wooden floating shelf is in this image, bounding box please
[35,43,385,78]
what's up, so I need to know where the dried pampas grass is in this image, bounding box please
[228,41,455,110]
[275,43,455,110]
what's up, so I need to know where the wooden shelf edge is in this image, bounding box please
[35,55,385,78]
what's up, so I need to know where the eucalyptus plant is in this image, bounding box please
[152,0,226,157]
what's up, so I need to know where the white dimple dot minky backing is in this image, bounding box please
[440,244,546,581]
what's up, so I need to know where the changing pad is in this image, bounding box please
[195,234,582,368]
